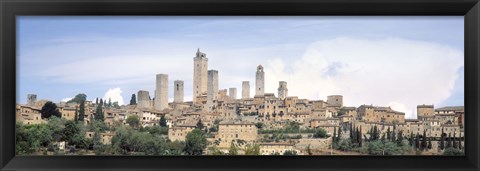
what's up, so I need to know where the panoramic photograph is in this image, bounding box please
[16,16,464,156]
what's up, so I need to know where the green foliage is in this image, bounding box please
[126,115,140,128]
[159,115,168,127]
[196,119,205,130]
[48,116,66,142]
[112,102,120,109]
[283,150,297,156]
[95,103,104,121]
[228,142,238,155]
[184,129,207,155]
[336,138,353,151]
[208,146,225,155]
[255,122,264,129]
[313,128,328,138]
[16,122,52,155]
[443,147,464,156]
[130,94,137,105]
[41,101,62,119]
[67,93,87,104]
[243,112,258,116]
[244,144,260,155]
[78,100,85,122]
[64,120,81,145]
[88,119,109,132]
[367,140,402,155]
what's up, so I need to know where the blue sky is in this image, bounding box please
[17,16,464,118]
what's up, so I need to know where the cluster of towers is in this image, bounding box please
[136,48,290,111]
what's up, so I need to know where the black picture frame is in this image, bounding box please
[1,0,479,170]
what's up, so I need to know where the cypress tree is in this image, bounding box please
[452,131,457,148]
[349,124,354,141]
[332,127,337,146]
[386,127,391,141]
[422,130,427,150]
[95,102,104,121]
[458,135,462,150]
[74,106,78,122]
[446,132,452,148]
[95,98,98,104]
[409,132,414,147]
[396,130,404,146]
[440,128,445,150]
[337,126,342,143]
[373,125,378,141]
[108,98,112,107]
[130,94,137,105]
[78,100,85,122]
[415,133,420,149]
[357,126,362,147]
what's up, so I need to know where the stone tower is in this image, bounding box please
[174,80,184,103]
[27,94,37,106]
[193,48,208,103]
[137,90,150,109]
[155,74,169,110]
[206,70,218,111]
[242,81,250,99]
[327,95,343,107]
[278,81,288,100]
[229,88,237,100]
[255,65,265,96]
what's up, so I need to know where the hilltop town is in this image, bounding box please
[16,49,465,156]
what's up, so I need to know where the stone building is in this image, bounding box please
[255,65,265,96]
[277,81,288,100]
[168,124,196,141]
[174,80,184,103]
[137,90,150,109]
[193,48,208,103]
[242,81,250,99]
[327,95,343,107]
[259,142,299,155]
[16,104,45,125]
[217,120,258,148]
[229,88,237,100]
[154,74,169,111]
[417,104,435,117]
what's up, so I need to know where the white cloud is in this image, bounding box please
[103,88,125,105]
[265,37,463,119]
[60,97,72,102]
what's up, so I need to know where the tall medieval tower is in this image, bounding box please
[242,81,250,99]
[174,80,184,103]
[278,81,288,100]
[155,74,168,110]
[255,65,265,96]
[193,48,208,103]
[206,70,218,111]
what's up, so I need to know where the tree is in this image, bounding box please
[443,147,464,156]
[196,119,205,130]
[357,127,363,147]
[184,129,207,155]
[255,122,264,129]
[446,133,452,148]
[244,144,260,155]
[422,130,427,150]
[112,102,120,109]
[78,100,85,122]
[67,93,87,104]
[337,126,342,143]
[95,98,98,104]
[415,133,420,149]
[396,130,404,146]
[74,106,78,122]
[283,150,297,156]
[64,120,80,145]
[95,103,104,121]
[306,144,313,155]
[458,135,462,150]
[40,101,62,119]
[440,128,445,150]
[228,142,238,155]
[313,128,327,138]
[159,115,168,127]
[409,132,414,147]
[452,131,457,148]
[126,115,140,128]
[386,127,391,141]
[130,94,137,105]
[93,131,104,155]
